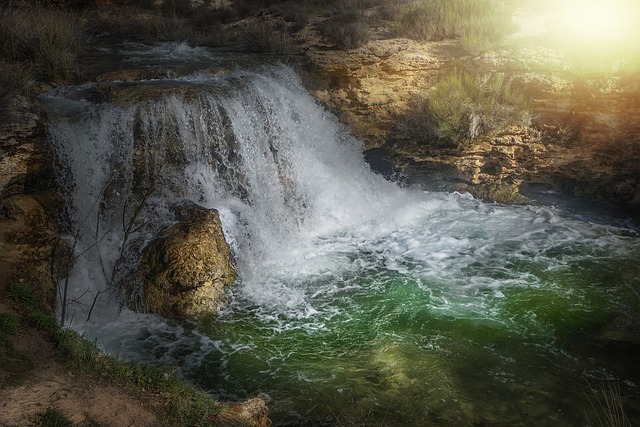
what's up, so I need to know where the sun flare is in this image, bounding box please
[548,0,640,54]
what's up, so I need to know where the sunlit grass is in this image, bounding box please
[401,70,530,147]
[395,0,515,53]
[8,281,234,426]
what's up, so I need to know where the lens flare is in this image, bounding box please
[548,0,640,55]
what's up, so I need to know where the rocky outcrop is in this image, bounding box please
[302,33,640,219]
[302,38,453,148]
[0,90,69,306]
[127,202,236,317]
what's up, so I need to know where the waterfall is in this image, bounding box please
[43,60,640,425]
[43,65,407,326]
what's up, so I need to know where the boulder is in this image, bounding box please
[132,202,236,317]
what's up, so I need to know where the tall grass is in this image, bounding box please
[241,19,297,54]
[586,382,632,427]
[0,5,83,81]
[321,0,371,49]
[403,70,530,148]
[396,0,515,53]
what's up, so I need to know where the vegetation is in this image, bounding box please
[0,309,33,387]
[403,70,530,148]
[0,5,83,81]
[5,281,237,426]
[35,408,75,427]
[395,0,515,53]
[241,19,297,54]
[586,381,633,427]
[321,1,371,49]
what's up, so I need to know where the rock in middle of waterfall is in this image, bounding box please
[126,202,236,317]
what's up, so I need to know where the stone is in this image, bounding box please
[1,195,49,230]
[131,202,236,317]
[227,398,272,427]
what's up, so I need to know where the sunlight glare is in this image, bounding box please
[551,0,639,51]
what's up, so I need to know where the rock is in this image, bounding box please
[1,195,49,230]
[130,202,236,317]
[227,398,272,427]
[302,34,640,219]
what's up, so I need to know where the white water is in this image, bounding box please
[43,62,640,424]
[43,65,405,331]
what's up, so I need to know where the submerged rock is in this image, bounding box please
[129,202,236,317]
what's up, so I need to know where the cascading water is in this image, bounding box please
[43,53,640,425]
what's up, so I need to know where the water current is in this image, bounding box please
[42,43,640,426]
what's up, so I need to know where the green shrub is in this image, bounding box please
[396,0,514,53]
[405,70,530,148]
[0,5,83,81]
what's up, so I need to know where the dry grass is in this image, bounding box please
[395,0,515,54]
[320,0,371,49]
[0,5,84,81]
[241,18,297,54]
[400,70,530,148]
[586,381,632,427]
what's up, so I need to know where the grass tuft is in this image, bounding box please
[242,19,296,54]
[9,281,41,310]
[36,407,74,427]
[395,0,515,54]
[321,1,371,49]
[585,381,632,427]
[402,70,530,148]
[0,5,83,81]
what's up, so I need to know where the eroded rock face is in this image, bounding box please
[302,35,640,219]
[0,89,67,302]
[129,202,236,317]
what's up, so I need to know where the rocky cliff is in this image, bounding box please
[300,21,640,220]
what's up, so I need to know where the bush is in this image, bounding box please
[321,2,371,49]
[241,19,296,54]
[0,5,83,81]
[396,0,515,53]
[404,70,530,148]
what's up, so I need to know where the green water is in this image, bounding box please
[192,254,640,426]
